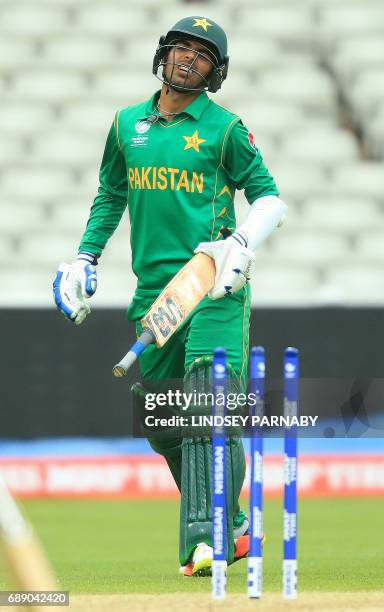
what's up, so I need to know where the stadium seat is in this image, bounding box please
[32,131,105,168]
[255,52,317,74]
[317,2,384,58]
[126,0,179,6]
[228,38,280,73]
[91,70,155,105]
[349,70,384,123]
[122,39,158,71]
[301,197,382,234]
[215,73,254,106]
[51,193,96,215]
[268,230,350,266]
[364,112,384,159]
[235,7,315,50]
[78,168,101,196]
[330,162,384,200]
[331,37,384,88]
[0,103,55,136]
[73,6,151,36]
[0,4,70,35]
[254,69,338,118]
[0,37,39,69]
[249,266,320,305]
[19,235,79,267]
[326,265,384,304]
[61,102,116,136]
[355,232,384,263]
[230,101,306,139]
[0,269,56,306]
[100,232,133,267]
[9,70,88,103]
[0,235,16,261]
[315,0,383,5]
[319,6,384,51]
[279,128,359,166]
[92,269,137,307]
[41,37,119,71]
[2,168,74,202]
[50,205,94,234]
[266,162,328,201]
[1,202,47,235]
[0,137,27,165]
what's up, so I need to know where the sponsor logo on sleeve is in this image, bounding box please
[248,131,258,151]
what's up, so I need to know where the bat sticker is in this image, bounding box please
[148,297,184,338]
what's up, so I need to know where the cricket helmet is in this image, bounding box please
[153,16,229,93]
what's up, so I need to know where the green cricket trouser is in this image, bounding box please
[133,284,251,476]
[132,286,251,564]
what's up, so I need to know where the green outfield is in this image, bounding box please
[1,497,382,596]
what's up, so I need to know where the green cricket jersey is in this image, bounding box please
[79,90,279,319]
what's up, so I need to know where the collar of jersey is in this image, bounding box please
[144,90,210,121]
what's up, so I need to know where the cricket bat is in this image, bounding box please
[0,474,57,607]
[113,252,215,376]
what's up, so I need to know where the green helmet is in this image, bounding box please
[153,16,229,93]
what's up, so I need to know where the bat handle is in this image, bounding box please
[112,329,155,377]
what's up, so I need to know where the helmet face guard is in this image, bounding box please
[153,38,228,93]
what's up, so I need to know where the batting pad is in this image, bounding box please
[179,356,246,566]
[179,436,246,566]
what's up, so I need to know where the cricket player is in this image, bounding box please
[54,17,286,577]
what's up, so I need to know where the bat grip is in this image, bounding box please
[112,329,155,377]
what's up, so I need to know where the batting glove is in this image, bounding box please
[194,233,256,300]
[53,253,97,325]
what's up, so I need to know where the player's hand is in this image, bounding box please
[194,236,256,300]
[53,258,97,325]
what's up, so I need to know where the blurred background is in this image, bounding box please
[0,0,383,503]
[1,0,384,306]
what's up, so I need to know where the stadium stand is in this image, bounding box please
[0,0,383,306]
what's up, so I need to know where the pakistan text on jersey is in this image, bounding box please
[128,167,204,193]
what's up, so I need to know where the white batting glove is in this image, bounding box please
[194,233,256,300]
[53,253,97,325]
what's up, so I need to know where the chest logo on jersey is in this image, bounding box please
[135,120,152,134]
[129,120,152,147]
[183,130,206,152]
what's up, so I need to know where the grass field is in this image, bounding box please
[1,497,382,597]
[1,497,383,611]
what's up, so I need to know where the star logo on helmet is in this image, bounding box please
[183,130,206,152]
[192,18,212,32]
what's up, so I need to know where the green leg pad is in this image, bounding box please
[179,435,246,566]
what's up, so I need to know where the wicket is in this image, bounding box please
[212,347,227,601]
[247,346,265,598]
[283,347,299,599]
[212,346,299,600]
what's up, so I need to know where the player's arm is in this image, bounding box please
[223,119,287,249]
[53,113,128,324]
[195,120,286,299]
